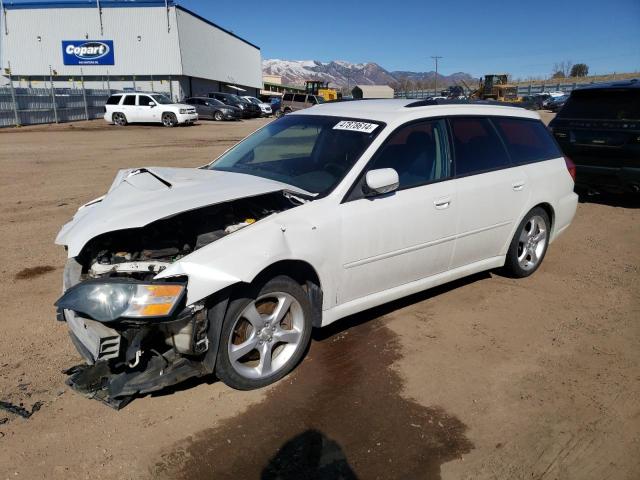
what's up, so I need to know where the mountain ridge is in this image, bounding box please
[262,59,478,90]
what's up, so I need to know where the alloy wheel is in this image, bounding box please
[517,215,548,271]
[227,292,305,380]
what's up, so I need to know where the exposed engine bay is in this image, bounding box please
[58,191,302,408]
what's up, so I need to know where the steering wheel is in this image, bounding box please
[324,162,344,178]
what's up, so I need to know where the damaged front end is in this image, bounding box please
[56,190,300,408]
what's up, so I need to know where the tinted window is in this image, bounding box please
[122,95,136,106]
[138,95,154,106]
[449,117,511,176]
[558,89,640,120]
[106,95,121,105]
[369,119,451,189]
[283,93,293,101]
[492,117,562,164]
[294,94,306,102]
[307,96,318,105]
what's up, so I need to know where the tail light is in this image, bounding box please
[564,156,576,182]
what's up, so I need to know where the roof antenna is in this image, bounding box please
[96,0,103,35]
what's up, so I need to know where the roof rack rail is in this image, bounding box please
[405,99,523,108]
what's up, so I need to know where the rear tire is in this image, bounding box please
[112,112,127,126]
[215,276,313,390]
[162,112,177,127]
[503,207,550,278]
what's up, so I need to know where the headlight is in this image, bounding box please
[179,108,188,114]
[55,280,185,322]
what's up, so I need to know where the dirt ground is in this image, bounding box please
[0,114,638,479]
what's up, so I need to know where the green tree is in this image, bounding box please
[570,64,589,77]
[552,71,566,79]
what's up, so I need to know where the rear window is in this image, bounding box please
[294,94,306,102]
[558,88,640,120]
[122,95,136,106]
[492,118,562,164]
[449,117,511,176]
[106,95,121,105]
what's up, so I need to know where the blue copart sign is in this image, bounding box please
[62,40,115,65]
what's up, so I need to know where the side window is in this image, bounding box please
[294,94,306,103]
[492,117,562,164]
[307,96,318,105]
[449,117,511,176]
[138,95,153,106]
[106,95,121,105]
[283,93,293,101]
[122,95,136,106]
[369,119,451,189]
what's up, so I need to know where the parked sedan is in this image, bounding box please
[184,97,242,121]
[547,94,569,112]
[55,99,578,408]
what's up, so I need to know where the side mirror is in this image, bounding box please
[364,168,399,196]
[148,101,156,107]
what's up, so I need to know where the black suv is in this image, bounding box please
[549,79,640,193]
[207,92,260,118]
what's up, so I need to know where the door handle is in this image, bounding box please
[512,181,526,191]
[434,197,451,209]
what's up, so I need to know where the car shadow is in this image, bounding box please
[576,189,640,209]
[312,271,492,342]
[150,271,492,400]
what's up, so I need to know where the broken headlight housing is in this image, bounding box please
[56,279,185,322]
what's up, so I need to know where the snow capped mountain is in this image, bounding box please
[262,59,477,89]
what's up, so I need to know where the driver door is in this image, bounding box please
[337,119,458,304]
[137,95,159,123]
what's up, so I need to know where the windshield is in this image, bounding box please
[247,97,261,104]
[151,94,172,105]
[208,115,383,195]
[559,89,640,120]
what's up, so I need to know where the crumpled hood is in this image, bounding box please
[56,167,306,257]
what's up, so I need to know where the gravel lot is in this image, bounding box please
[0,114,638,479]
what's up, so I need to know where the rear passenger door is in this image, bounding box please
[120,94,137,122]
[448,116,529,269]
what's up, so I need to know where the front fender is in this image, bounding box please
[154,211,333,306]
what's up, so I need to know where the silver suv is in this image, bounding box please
[280,93,325,115]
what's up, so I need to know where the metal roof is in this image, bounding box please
[3,0,175,8]
[2,0,260,50]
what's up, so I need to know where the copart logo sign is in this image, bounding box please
[62,40,115,65]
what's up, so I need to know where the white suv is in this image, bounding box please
[56,99,578,406]
[104,92,198,127]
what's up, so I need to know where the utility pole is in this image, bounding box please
[431,55,442,97]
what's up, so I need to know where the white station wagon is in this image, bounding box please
[104,92,198,127]
[56,99,578,407]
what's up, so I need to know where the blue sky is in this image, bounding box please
[179,0,640,78]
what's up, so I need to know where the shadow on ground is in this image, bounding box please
[153,275,485,479]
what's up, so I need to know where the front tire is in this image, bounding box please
[162,112,178,127]
[215,276,313,390]
[503,207,550,278]
[213,110,223,121]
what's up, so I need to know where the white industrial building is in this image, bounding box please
[0,0,262,99]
